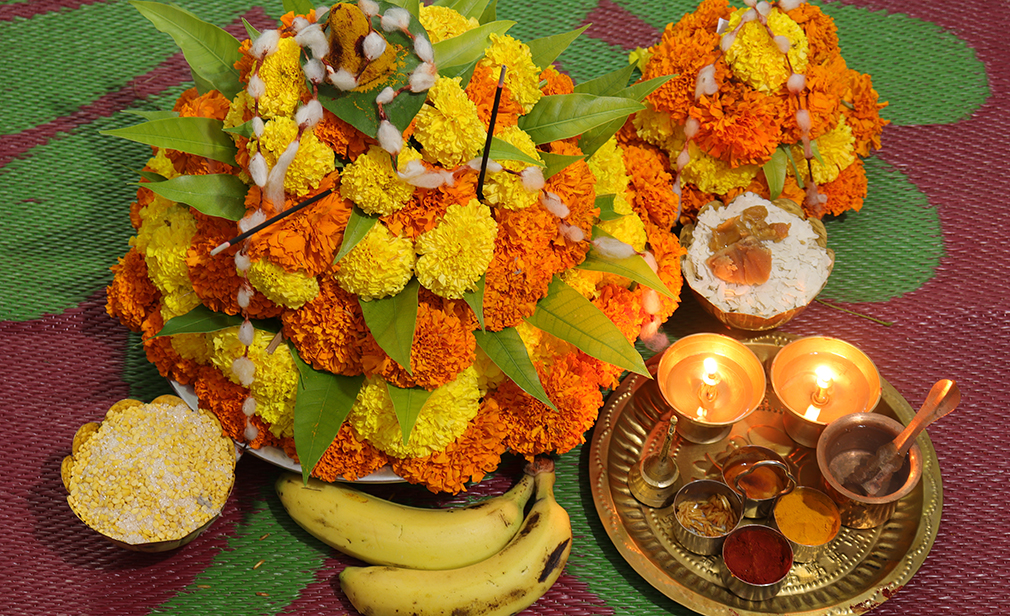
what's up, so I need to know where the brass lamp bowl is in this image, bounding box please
[680,198,834,331]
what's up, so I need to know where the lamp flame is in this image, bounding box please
[702,357,720,386]
[815,365,834,389]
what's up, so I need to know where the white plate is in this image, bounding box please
[169,380,403,483]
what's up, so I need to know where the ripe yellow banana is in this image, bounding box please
[275,468,535,570]
[338,458,572,616]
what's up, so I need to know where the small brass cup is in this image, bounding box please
[720,525,793,601]
[771,486,841,562]
[669,479,744,556]
[721,446,797,519]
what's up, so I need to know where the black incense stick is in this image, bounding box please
[476,64,506,202]
[210,188,335,256]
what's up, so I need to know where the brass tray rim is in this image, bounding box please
[588,334,943,616]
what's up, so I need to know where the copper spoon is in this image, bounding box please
[845,379,960,496]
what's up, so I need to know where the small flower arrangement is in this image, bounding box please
[104,0,686,493]
[624,0,888,223]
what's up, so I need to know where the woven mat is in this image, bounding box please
[2,0,1008,614]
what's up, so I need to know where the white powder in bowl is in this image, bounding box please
[685,193,832,318]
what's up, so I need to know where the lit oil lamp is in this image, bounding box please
[770,336,882,447]
[657,334,766,444]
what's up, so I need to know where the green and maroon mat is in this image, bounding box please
[2,0,1006,614]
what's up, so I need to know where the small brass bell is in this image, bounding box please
[628,416,682,508]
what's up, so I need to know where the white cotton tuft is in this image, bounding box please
[296,99,324,128]
[757,1,772,17]
[237,284,254,309]
[743,0,757,7]
[741,8,757,22]
[296,25,329,59]
[375,86,397,105]
[252,116,265,138]
[592,236,637,259]
[252,29,280,58]
[787,73,806,94]
[640,321,670,354]
[238,319,255,347]
[241,396,257,417]
[720,32,736,52]
[239,209,267,233]
[329,68,358,91]
[244,422,259,442]
[409,62,437,92]
[303,59,326,85]
[408,170,455,189]
[247,73,266,99]
[414,35,434,64]
[291,16,310,33]
[795,109,811,133]
[359,0,379,17]
[380,7,411,32]
[540,191,569,219]
[363,32,387,61]
[684,116,700,139]
[234,251,251,273]
[694,64,718,99]
[559,222,584,243]
[467,158,502,173]
[249,152,269,187]
[643,250,659,273]
[676,148,691,171]
[774,34,791,54]
[377,120,403,155]
[232,356,256,387]
[266,141,300,207]
[398,159,426,180]
[778,0,804,11]
[643,289,662,315]
[521,166,545,192]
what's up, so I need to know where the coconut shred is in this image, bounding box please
[686,193,832,317]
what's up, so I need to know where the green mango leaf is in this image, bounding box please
[578,249,675,298]
[130,1,242,99]
[282,0,316,15]
[155,305,244,337]
[473,327,556,410]
[618,75,676,103]
[526,277,650,377]
[334,206,378,263]
[574,62,637,96]
[100,117,237,166]
[526,25,589,70]
[441,58,479,86]
[595,194,622,221]
[433,0,492,20]
[462,274,486,330]
[540,151,584,180]
[784,145,805,188]
[432,20,515,70]
[810,139,826,168]
[577,75,672,158]
[518,94,645,145]
[385,0,421,17]
[385,382,433,445]
[242,18,259,41]
[317,7,430,138]
[359,278,419,374]
[290,347,364,483]
[139,173,248,221]
[479,0,497,23]
[764,147,788,199]
[123,109,178,121]
[224,120,254,139]
[135,169,168,183]
[488,136,544,167]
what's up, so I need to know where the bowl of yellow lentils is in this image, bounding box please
[61,395,236,552]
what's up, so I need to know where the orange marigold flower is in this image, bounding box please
[299,422,390,483]
[817,158,868,217]
[383,170,478,240]
[131,185,156,230]
[282,275,367,376]
[390,399,509,494]
[679,182,718,223]
[280,8,315,30]
[106,247,161,332]
[315,107,376,162]
[235,39,255,81]
[192,365,250,442]
[622,144,680,229]
[787,2,840,65]
[466,63,522,133]
[843,70,889,157]
[539,65,574,96]
[140,310,202,385]
[543,140,594,270]
[690,82,786,167]
[781,53,847,143]
[643,220,686,322]
[167,88,240,176]
[594,284,644,344]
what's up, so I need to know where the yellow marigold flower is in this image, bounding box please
[247,258,320,308]
[414,76,486,168]
[472,345,504,395]
[348,368,481,458]
[397,145,423,171]
[561,268,604,300]
[136,199,197,315]
[479,34,542,113]
[632,107,682,151]
[415,198,497,299]
[517,321,572,366]
[587,137,630,196]
[598,213,648,253]
[255,37,307,119]
[339,145,414,216]
[725,8,809,93]
[334,222,416,300]
[482,125,541,210]
[207,327,299,438]
[170,333,211,364]
[681,140,758,194]
[255,117,335,197]
[146,150,178,179]
[224,89,252,132]
[419,5,478,43]
[791,117,856,184]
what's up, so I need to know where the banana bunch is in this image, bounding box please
[338,458,572,616]
[275,465,536,570]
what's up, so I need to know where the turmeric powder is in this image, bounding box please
[773,488,840,546]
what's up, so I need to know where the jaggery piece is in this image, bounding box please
[708,206,791,253]
[707,236,773,285]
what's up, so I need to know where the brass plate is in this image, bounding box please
[588,334,942,615]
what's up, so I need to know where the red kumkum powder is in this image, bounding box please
[722,526,792,586]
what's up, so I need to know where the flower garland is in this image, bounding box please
[624,0,888,223]
[105,1,685,494]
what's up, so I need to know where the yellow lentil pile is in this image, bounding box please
[66,398,235,545]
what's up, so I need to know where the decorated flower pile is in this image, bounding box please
[104,0,686,493]
[624,0,888,223]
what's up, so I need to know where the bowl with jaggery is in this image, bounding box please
[680,194,834,331]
